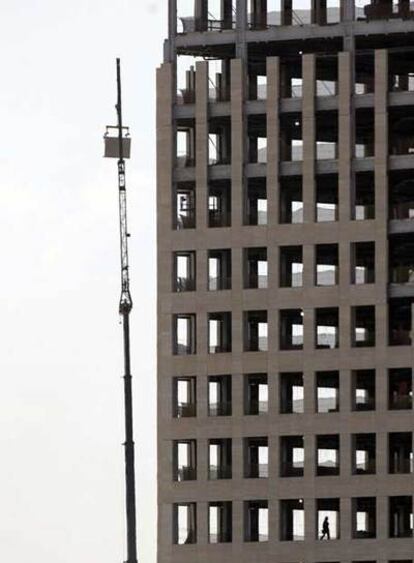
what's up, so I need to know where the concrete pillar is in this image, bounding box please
[340,369,352,413]
[232,372,244,417]
[303,244,314,289]
[268,497,278,548]
[222,0,234,28]
[195,0,208,30]
[282,0,293,25]
[233,437,244,479]
[304,433,315,482]
[376,431,388,476]
[376,365,388,412]
[156,63,175,370]
[198,311,207,356]
[158,504,173,560]
[231,59,245,227]
[198,500,208,544]
[339,240,351,290]
[236,0,247,58]
[232,308,243,355]
[377,495,388,539]
[313,0,327,25]
[340,299,351,350]
[374,49,389,349]
[252,0,268,28]
[269,433,279,484]
[195,61,209,232]
[305,496,316,543]
[340,497,352,539]
[304,307,315,352]
[400,0,410,18]
[304,369,315,414]
[232,500,244,543]
[338,51,353,224]
[169,0,177,41]
[267,57,280,227]
[302,54,316,224]
[157,63,174,255]
[197,437,208,480]
[341,0,355,21]
[340,424,352,478]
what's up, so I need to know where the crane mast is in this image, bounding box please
[114,58,137,563]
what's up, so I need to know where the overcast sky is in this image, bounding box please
[0,2,165,562]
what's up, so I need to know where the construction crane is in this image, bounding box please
[104,58,137,563]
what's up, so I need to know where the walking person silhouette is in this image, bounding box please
[320,516,330,540]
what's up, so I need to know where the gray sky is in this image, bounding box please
[0,2,165,562]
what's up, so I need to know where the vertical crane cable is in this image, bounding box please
[116,58,138,563]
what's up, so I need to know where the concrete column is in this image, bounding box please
[282,0,293,25]
[198,311,208,356]
[232,372,244,417]
[268,245,279,296]
[232,246,243,301]
[233,500,244,543]
[303,244,314,289]
[169,0,177,40]
[231,59,245,227]
[157,63,174,256]
[376,303,388,352]
[339,240,351,295]
[338,51,352,224]
[374,50,389,353]
[160,376,173,422]
[304,369,315,414]
[304,433,316,480]
[256,0,268,28]
[374,49,389,200]
[376,365,387,412]
[157,62,175,378]
[400,0,410,18]
[271,368,279,414]
[340,497,352,539]
[305,496,316,543]
[340,369,352,413]
[268,497,278,548]
[412,303,414,347]
[376,431,387,476]
[195,61,209,233]
[158,503,172,560]
[197,438,208,481]
[198,500,208,544]
[222,0,234,28]
[340,425,352,477]
[268,285,279,352]
[236,0,247,58]
[313,0,327,25]
[267,57,280,227]
[304,307,315,352]
[377,495,388,539]
[269,433,279,484]
[302,54,316,224]
[195,0,208,30]
[196,249,207,295]
[340,299,351,349]
[341,0,355,21]
[233,437,244,479]
[232,308,243,355]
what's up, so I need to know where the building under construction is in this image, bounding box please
[157,1,414,562]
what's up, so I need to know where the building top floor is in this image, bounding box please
[165,0,414,60]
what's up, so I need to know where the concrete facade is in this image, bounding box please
[157,1,414,562]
